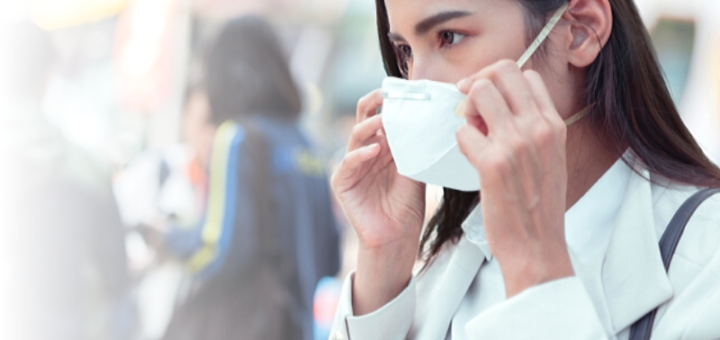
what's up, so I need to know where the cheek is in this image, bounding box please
[447,33,529,82]
[438,47,503,83]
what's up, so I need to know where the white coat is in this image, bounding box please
[329,165,720,340]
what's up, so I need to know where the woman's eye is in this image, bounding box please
[440,31,466,47]
[394,44,412,78]
[397,45,413,61]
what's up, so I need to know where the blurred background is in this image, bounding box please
[0,0,718,339]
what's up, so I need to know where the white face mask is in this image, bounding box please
[381,4,579,192]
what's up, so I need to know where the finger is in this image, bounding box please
[347,115,384,151]
[523,70,560,124]
[456,124,491,169]
[332,144,381,190]
[456,59,514,93]
[375,134,395,169]
[354,131,394,175]
[491,61,538,117]
[459,60,536,117]
[523,70,566,150]
[371,143,395,174]
[464,79,513,137]
[356,89,384,123]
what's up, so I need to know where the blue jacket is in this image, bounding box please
[164,115,340,340]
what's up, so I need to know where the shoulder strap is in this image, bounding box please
[629,187,720,340]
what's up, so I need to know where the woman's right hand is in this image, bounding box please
[331,89,426,315]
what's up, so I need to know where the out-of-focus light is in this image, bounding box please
[130,0,168,40]
[120,39,162,77]
[190,0,350,23]
[0,1,29,25]
[114,0,177,112]
[126,231,156,271]
[313,277,342,340]
[118,0,169,77]
[30,0,129,30]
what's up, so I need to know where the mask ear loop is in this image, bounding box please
[455,4,569,118]
[516,3,569,68]
[519,3,591,127]
[564,104,591,126]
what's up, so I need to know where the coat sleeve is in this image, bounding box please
[203,144,259,286]
[464,277,608,339]
[329,272,416,340]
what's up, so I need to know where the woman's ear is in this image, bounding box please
[563,0,612,68]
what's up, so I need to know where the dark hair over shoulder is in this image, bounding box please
[374,0,720,258]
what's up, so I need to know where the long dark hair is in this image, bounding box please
[204,15,302,124]
[374,0,720,258]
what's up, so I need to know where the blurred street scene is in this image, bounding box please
[1,0,719,339]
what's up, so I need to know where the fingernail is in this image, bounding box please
[454,100,467,118]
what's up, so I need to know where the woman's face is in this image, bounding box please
[385,0,532,82]
[385,0,577,117]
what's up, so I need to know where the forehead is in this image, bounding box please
[384,0,509,31]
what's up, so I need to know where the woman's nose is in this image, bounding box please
[408,56,449,83]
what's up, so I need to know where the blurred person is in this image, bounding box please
[0,22,129,340]
[114,84,215,252]
[328,0,720,340]
[181,84,216,184]
[112,83,218,339]
[162,16,340,340]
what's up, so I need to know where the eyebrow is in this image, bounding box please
[387,10,473,43]
[415,10,472,35]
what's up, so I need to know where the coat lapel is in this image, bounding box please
[601,167,673,333]
[412,160,673,338]
[414,236,485,340]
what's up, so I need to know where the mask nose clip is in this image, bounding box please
[384,92,432,101]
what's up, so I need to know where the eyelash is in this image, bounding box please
[393,30,467,77]
[394,29,466,56]
[438,30,467,49]
[394,44,412,77]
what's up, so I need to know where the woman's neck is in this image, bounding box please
[565,118,620,210]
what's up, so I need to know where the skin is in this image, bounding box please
[331,0,616,316]
[182,90,216,170]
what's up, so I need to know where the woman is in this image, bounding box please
[163,16,340,340]
[329,0,720,339]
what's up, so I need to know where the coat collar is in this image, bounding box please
[414,236,485,340]
[414,160,673,337]
[600,166,673,332]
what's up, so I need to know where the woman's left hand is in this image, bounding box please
[455,60,574,298]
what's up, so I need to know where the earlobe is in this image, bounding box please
[565,0,612,68]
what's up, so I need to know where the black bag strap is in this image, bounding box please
[628,188,720,340]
